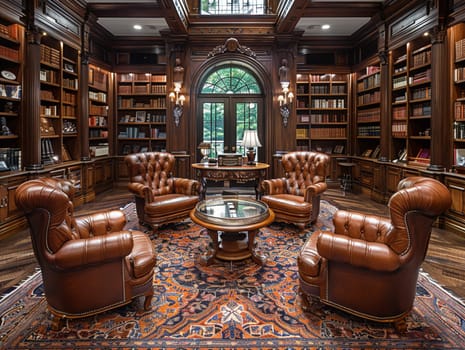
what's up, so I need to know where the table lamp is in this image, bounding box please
[242,130,262,165]
[198,142,211,163]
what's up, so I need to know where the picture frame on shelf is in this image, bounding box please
[135,111,146,122]
[333,145,344,154]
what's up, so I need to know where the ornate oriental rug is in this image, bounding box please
[1,201,465,349]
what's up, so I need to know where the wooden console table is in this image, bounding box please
[192,162,269,199]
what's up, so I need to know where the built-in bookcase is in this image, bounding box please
[116,73,167,155]
[355,64,381,159]
[390,35,431,166]
[295,72,349,156]
[0,21,23,171]
[88,64,110,157]
[452,23,465,170]
[40,35,80,165]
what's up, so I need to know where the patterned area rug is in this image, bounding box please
[1,201,465,349]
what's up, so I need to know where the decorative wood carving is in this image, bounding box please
[208,38,256,58]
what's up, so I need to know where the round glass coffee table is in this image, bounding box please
[190,196,275,266]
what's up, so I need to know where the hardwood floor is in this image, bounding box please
[1,182,464,305]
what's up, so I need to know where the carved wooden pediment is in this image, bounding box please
[208,38,256,58]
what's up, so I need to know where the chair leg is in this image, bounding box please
[143,291,153,311]
[50,313,64,331]
[299,286,314,311]
[394,317,407,334]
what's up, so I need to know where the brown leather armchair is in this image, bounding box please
[261,151,329,230]
[125,152,201,231]
[297,176,452,331]
[15,178,156,330]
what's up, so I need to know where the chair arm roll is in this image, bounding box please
[304,182,328,199]
[52,231,134,270]
[261,178,287,195]
[173,177,201,195]
[128,182,154,202]
[317,232,401,272]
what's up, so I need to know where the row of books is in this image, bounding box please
[40,69,59,84]
[118,98,166,109]
[357,72,380,91]
[456,38,465,61]
[411,49,431,67]
[392,121,407,137]
[392,106,407,120]
[118,74,166,83]
[89,68,108,90]
[0,46,19,61]
[411,87,431,100]
[298,112,347,124]
[89,116,107,127]
[40,45,60,67]
[0,23,19,40]
[89,91,107,103]
[357,108,380,122]
[89,104,108,116]
[455,101,465,121]
[358,125,381,136]
[0,148,21,172]
[357,90,380,105]
[41,138,57,165]
[311,98,345,109]
[310,127,346,138]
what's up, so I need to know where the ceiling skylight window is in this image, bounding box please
[201,0,266,15]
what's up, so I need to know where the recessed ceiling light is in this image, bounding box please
[133,24,142,30]
[321,24,330,30]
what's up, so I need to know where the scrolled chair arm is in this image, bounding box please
[261,178,287,195]
[74,209,127,236]
[173,177,201,196]
[127,182,154,202]
[303,182,328,201]
[51,231,134,270]
[316,231,401,272]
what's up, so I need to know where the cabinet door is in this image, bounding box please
[444,177,465,219]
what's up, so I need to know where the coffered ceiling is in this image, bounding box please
[84,0,387,38]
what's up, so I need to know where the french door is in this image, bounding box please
[198,96,263,160]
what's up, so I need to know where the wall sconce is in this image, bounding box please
[242,129,262,165]
[278,59,294,127]
[169,58,185,127]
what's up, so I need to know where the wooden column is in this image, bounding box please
[378,49,390,162]
[22,1,42,170]
[429,24,448,171]
[80,18,90,161]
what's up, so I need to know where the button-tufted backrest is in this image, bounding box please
[125,152,175,195]
[281,151,329,195]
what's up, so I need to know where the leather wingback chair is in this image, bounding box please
[15,178,156,330]
[261,151,329,230]
[297,176,452,331]
[125,152,201,230]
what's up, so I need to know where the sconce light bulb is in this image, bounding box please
[169,92,175,101]
[179,95,186,105]
[288,92,294,102]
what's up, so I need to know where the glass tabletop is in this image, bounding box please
[193,196,270,226]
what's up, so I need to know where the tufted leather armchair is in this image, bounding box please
[15,178,156,330]
[125,152,201,231]
[297,176,452,331]
[261,151,329,230]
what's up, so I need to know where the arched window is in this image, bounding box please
[201,66,261,94]
[198,65,263,159]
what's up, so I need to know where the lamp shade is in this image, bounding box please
[242,130,262,148]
